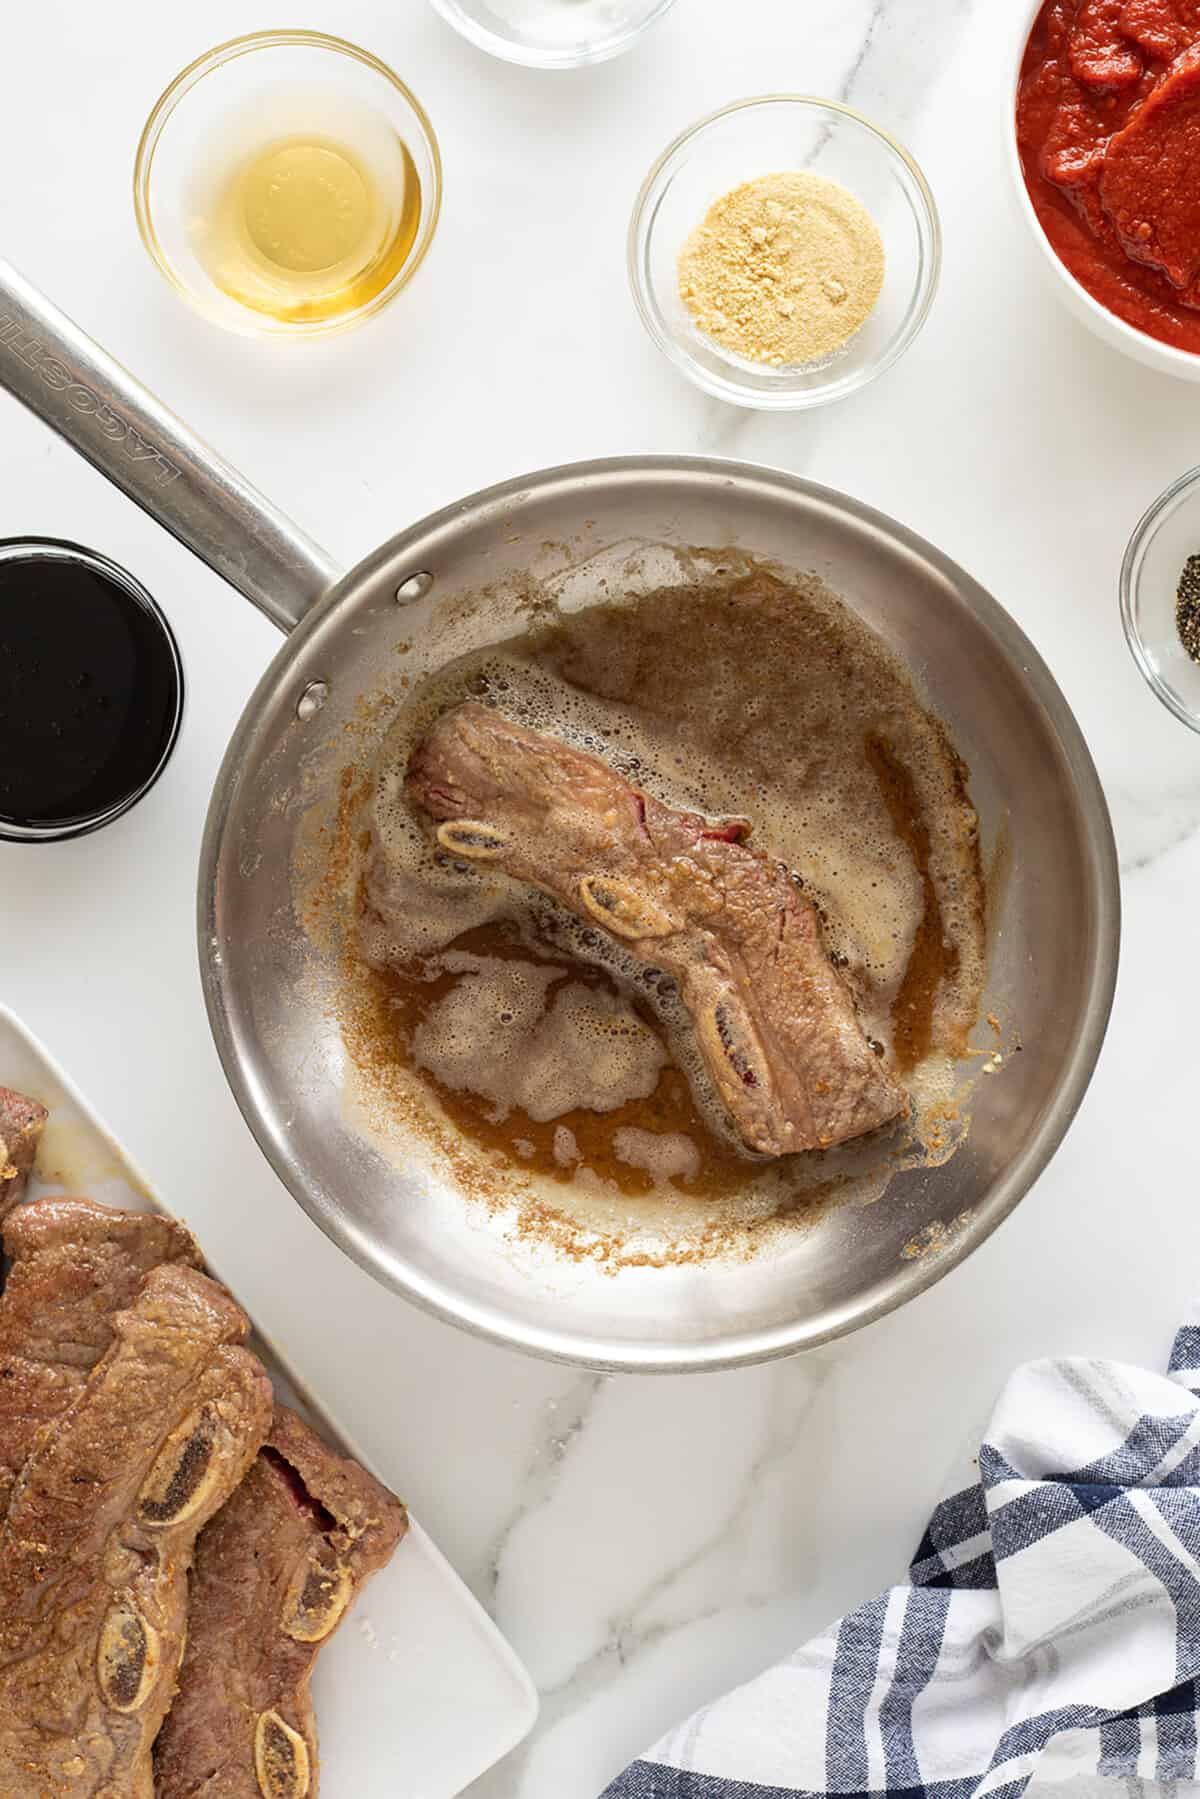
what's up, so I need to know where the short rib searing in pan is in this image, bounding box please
[407,702,905,1157]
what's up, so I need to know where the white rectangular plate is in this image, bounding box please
[0,1002,537,1799]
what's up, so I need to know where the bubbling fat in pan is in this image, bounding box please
[347,560,987,1249]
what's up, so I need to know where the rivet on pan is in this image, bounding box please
[296,681,329,721]
[395,571,434,604]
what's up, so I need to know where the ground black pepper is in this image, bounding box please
[1177,554,1200,662]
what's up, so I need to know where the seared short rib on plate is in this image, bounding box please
[0,1197,202,1523]
[155,1403,408,1799]
[0,1264,273,1798]
[0,1086,48,1219]
[407,702,905,1155]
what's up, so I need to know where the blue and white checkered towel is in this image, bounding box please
[601,1318,1200,1799]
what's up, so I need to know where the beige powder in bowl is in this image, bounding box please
[678,170,885,367]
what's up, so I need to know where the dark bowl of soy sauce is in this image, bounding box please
[0,539,183,842]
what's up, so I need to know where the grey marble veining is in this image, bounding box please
[841,0,981,122]
[470,1358,835,1796]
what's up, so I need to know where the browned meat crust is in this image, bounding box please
[155,1404,408,1799]
[0,1264,273,1798]
[0,1197,202,1524]
[407,702,905,1155]
[0,1086,48,1220]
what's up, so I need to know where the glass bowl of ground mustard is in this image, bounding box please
[1122,466,1200,732]
[629,96,940,410]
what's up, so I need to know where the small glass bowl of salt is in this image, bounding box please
[425,0,677,67]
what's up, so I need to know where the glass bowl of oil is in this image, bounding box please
[134,31,442,338]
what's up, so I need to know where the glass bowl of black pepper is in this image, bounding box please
[1121,467,1200,732]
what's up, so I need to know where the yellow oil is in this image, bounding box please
[194,130,422,324]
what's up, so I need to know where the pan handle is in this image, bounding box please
[0,261,341,633]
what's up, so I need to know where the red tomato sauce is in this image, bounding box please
[1017,0,1200,350]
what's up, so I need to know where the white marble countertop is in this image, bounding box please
[3,1,1200,1794]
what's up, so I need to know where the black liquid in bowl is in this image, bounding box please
[0,541,183,841]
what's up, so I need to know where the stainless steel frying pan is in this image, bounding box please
[0,262,1120,1372]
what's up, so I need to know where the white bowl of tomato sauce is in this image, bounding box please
[1009,0,1200,380]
